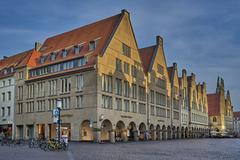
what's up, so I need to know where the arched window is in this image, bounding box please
[213,117,217,122]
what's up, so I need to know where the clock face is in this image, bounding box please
[53,108,59,116]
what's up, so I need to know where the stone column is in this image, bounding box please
[134,131,138,141]
[23,125,27,140]
[182,132,185,139]
[159,131,163,140]
[110,131,115,143]
[93,130,101,143]
[152,130,157,141]
[33,124,38,139]
[44,124,49,139]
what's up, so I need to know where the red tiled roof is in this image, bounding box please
[139,45,156,73]
[16,49,41,68]
[0,50,31,70]
[0,49,34,78]
[207,93,220,116]
[233,111,240,118]
[36,13,122,68]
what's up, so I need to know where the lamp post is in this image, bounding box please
[56,99,62,142]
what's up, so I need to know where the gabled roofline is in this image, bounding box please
[100,9,139,56]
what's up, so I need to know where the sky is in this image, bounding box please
[0,0,239,110]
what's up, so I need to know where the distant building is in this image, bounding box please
[207,77,234,136]
[187,73,209,138]
[0,51,32,139]
[233,111,240,137]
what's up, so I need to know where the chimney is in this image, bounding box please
[182,69,187,77]
[156,35,163,46]
[34,42,42,51]
[191,73,196,81]
[121,9,130,15]
[173,62,177,69]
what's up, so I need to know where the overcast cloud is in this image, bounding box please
[0,0,239,110]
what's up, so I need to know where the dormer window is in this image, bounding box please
[62,49,68,57]
[89,41,96,51]
[40,56,46,64]
[74,44,84,54]
[10,67,14,73]
[50,52,57,61]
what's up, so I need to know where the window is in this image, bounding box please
[124,62,129,74]
[18,71,23,79]
[156,92,166,106]
[102,95,112,109]
[123,81,130,97]
[76,96,83,108]
[49,79,57,96]
[132,84,137,99]
[131,101,137,113]
[74,44,83,54]
[27,101,35,113]
[151,105,155,116]
[115,78,122,96]
[30,57,86,78]
[3,81,5,86]
[122,43,131,57]
[156,78,166,89]
[7,106,10,116]
[131,65,137,77]
[8,79,12,86]
[139,103,146,114]
[2,92,5,101]
[27,84,34,99]
[150,90,154,104]
[37,100,45,112]
[124,100,130,112]
[76,75,83,91]
[62,49,68,57]
[48,99,56,111]
[1,107,5,117]
[156,107,166,117]
[50,52,57,61]
[173,98,179,110]
[8,91,11,101]
[173,111,179,120]
[37,82,45,97]
[101,74,112,93]
[61,97,71,109]
[89,41,96,51]
[213,117,217,122]
[116,98,122,111]
[17,103,23,114]
[138,86,146,101]
[157,64,164,75]
[39,56,47,64]
[116,58,122,71]
[61,78,71,93]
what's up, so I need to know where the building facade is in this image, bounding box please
[207,77,234,136]
[187,73,209,138]
[0,51,31,139]
[179,69,189,138]
[233,111,240,137]
[1,10,213,142]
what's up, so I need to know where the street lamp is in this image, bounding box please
[56,99,62,142]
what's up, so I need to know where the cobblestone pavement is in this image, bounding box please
[0,138,240,160]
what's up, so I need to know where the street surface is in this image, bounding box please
[0,138,239,160]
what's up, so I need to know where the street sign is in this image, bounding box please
[53,108,59,123]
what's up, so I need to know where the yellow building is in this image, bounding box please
[207,77,233,136]
[12,9,210,142]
